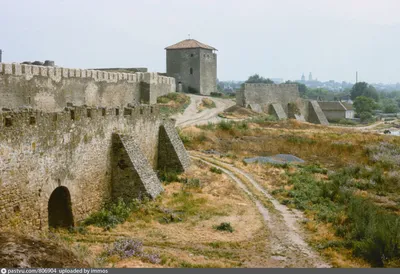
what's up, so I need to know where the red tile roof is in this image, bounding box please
[165,39,217,50]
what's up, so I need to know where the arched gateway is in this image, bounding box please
[48,186,74,229]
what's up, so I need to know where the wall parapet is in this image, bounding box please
[0,105,160,133]
[0,63,175,85]
[0,63,176,110]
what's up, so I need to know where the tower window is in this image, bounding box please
[191,54,194,57]
[190,68,193,75]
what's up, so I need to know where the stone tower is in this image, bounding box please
[165,39,217,95]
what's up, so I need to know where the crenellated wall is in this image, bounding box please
[0,63,176,111]
[0,104,189,229]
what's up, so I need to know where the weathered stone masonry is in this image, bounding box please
[236,83,329,125]
[0,105,190,229]
[0,63,176,111]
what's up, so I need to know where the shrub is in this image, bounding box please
[235,121,248,130]
[217,120,233,130]
[366,142,400,169]
[159,171,180,183]
[342,197,400,267]
[210,92,222,97]
[210,166,223,174]
[178,129,191,144]
[182,178,202,189]
[83,198,139,229]
[282,166,400,267]
[360,111,374,123]
[214,222,234,233]
[106,238,161,264]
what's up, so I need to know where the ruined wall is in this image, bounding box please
[237,84,300,114]
[308,100,329,125]
[0,105,163,229]
[0,63,176,111]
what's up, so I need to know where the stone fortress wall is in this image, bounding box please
[237,83,301,114]
[0,105,190,229]
[236,83,328,125]
[0,63,176,112]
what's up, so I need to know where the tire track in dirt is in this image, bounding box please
[172,94,235,128]
[191,154,330,268]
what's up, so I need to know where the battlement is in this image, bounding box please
[0,105,160,133]
[0,63,176,111]
[0,63,175,85]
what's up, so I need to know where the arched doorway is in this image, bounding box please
[48,186,74,229]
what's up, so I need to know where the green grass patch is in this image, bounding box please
[277,164,400,267]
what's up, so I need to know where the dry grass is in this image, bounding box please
[181,119,400,168]
[45,160,271,268]
[197,98,216,112]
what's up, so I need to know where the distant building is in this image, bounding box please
[318,101,354,121]
[308,72,313,81]
[165,39,217,95]
[301,73,305,82]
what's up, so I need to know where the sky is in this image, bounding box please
[1,0,400,83]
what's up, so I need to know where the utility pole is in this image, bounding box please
[356,71,358,84]
[0,49,2,63]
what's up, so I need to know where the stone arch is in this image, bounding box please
[48,186,74,229]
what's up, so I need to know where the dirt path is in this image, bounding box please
[330,121,385,131]
[191,153,331,268]
[172,94,235,128]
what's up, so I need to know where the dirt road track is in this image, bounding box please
[191,153,331,268]
[172,94,235,128]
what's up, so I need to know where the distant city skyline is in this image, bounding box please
[1,0,399,84]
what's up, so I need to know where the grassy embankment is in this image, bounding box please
[157,93,191,116]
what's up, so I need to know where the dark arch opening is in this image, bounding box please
[48,186,74,229]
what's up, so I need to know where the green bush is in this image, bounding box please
[159,171,180,183]
[210,92,222,97]
[178,129,191,144]
[217,120,234,130]
[83,198,139,229]
[281,166,400,267]
[210,167,223,174]
[360,111,374,123]
[214,222,234,233]
[341,197,400,267]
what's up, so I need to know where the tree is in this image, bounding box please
[351,82,379,101]
[353,96,377,114]
[245,74,274,84]
[380,99,399,113]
